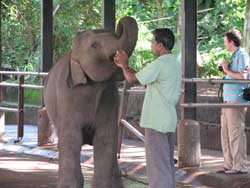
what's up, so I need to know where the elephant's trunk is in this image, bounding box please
[116,16,138,57]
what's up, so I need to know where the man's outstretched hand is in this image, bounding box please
[113,50,129,69]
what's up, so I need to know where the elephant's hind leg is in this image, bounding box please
[57,125,84,188]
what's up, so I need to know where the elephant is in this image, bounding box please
[43,16,138,188]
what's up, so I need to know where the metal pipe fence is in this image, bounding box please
[181,78,250,108]
[1,70,249,144]
[117,78,250,149]
[0,71,48,76]
[183,78,250,84]
[0,71,48,141]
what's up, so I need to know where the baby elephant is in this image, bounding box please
[43,16,138,188]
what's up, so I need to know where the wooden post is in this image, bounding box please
[178,0,200,167]
[39,0,54,145]
[182,0,197,120]
[243,0,250,53]
[17,75,24,141]
[117,81,130,158]
[102,0,115,32]
[0,0,5,140]
[41,0,53,72]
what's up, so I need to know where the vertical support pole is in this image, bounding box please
[0,0,5,139]
[39,0,54,145]
[182,0,197,120]
[178,0,200,168]
[243,0,250,53]
[0,0,2,71]
[17,75,24,141]
[102,0,116,32]
[41,0,53,73]
[117,81,130,158]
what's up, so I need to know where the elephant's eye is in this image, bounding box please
[91,42,98,49]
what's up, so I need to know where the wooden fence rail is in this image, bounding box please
[0,71,48,142]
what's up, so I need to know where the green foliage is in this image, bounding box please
[1,0,248,108]
[199,47,231,78]
[24,89,41,106]
[116,0,180,70]
[197,0,246,77]
[2,0,40,71]
[53,0,102,61]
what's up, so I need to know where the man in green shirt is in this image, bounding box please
[114,28,181,188]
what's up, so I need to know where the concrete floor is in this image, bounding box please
[1,125,250,188]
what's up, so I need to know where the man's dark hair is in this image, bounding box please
[224,29,242,47]
[152,28,175,51]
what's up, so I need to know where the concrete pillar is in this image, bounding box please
[177,119,201,168]
[37,107,55,146]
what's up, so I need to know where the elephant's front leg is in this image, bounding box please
[92,125,121,188]
[57,125,83,188]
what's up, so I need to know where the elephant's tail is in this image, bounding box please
[43,73,50,88]
[66,54,73,88]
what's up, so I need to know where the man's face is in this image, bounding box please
[224,36,233,52]
[151,35,161,56]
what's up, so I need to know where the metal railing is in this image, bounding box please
[1,72,249,146]
[117,78,250,156]
[0,71,48,142]
[181,78,250,108]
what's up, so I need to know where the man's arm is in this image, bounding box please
[221,61,245,79]
[121,67,138,83]
[114,50,138,83]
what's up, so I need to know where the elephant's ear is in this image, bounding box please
[68,58,87,87]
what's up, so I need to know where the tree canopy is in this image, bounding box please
[1,0,248,77]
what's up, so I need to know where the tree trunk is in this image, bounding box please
[243,0,250,53]
[155,0,163,27]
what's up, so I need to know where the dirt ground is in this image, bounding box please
[0,150,214,188]
[0,150,58,188]
[0,150,148,188]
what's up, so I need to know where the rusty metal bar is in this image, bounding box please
[120,119,145,142]
[17,75,24,142]
[117,81,130,158]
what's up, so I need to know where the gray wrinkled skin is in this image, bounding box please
[43,17,138,188]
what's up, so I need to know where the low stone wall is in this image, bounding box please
[199,123,250,155]
[3,85,250,154]
[5,106,39,125]
[120,89,250,154]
